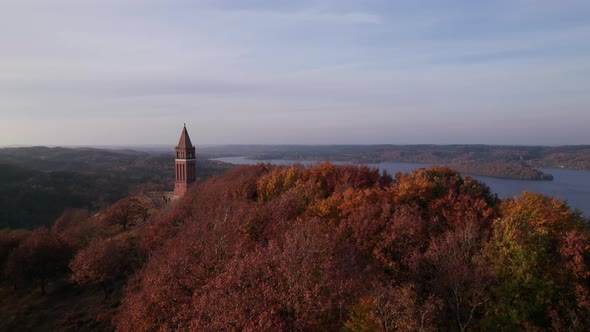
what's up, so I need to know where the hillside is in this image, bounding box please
[0,147,233,229]
[1,163,589,331]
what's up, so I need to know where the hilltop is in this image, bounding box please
[1,163,589,331]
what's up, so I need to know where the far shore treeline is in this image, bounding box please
[201,144,590,180]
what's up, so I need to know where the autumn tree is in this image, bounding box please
[422,222,493,331]
[49,208,110,250]
[344,283,441,332]
[483,192,587,329]
[104,196,150,231]
[51,208,89,234]
[0,229,30,280]
[257,165,304,202]
[550,229,590,329]
[70,237,137,298]
[114,164,375,331]
[336,167,498,331]
[188,219,366,331]
[4,228,72,294]
[114,197,248,331]
[389,167,496,233]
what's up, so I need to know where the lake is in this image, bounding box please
[213,156,590,218]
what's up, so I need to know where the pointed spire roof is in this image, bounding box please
[177,124,193,149]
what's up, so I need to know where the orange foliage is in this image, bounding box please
[390,167,496,231]
[5,163,584,331]
[344,284,441,332]
[499,191,584,236]
[114,164,501,331]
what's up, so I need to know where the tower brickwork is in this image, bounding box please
[174,124,196,197]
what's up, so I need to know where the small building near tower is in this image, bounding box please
[174,124,196,197]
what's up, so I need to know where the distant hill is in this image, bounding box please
[0,147,233,229]
[199,144,590,179]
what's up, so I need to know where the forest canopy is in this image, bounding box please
[1,163,589,331]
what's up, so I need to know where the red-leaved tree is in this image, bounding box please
[104,196,150,231]
[4,228,72,295]
[70,237,137,298]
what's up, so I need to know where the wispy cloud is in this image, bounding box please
[209,9,382,25]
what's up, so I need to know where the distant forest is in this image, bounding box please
[0,147,232,229]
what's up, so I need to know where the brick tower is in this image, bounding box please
[174,124,196,197]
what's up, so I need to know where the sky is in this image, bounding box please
[1,0,589,146]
